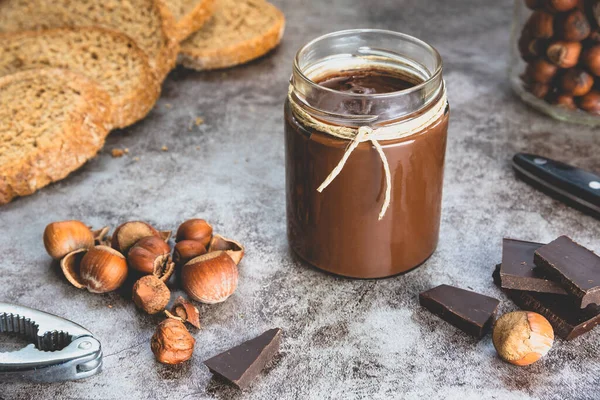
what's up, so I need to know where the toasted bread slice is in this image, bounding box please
[0,69,112,205]
[178,0,285,71]
[0,0,179,80]
[164,0,216,41]
[0,27,160,129]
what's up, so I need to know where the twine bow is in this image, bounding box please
[289,84,447,220]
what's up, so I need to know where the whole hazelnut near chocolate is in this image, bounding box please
[560,68,594,96]
[128,236,174,282]
[208,234,245,265]
[493,311,554,366]
[175,219,213,247]
[181,251,238,304]
[111,221,161,255]
[582,45,600,76]
[547,0,579,12]
[547,40,582,68]
[557,9,590,41]
[132,275,170,314]
[525,59,558,84]
[173,239,207,267]
[151,318,195,365]
[43,220,94,259]
[578,90,600,114]
[79,245,128,293]
[527,10,554,39]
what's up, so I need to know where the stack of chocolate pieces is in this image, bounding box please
[495,236,600,340]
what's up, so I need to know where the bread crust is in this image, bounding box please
[154,0,182,79]
[0,27,161,129]
[0,68,112,205]
[165,0,216,41]
[178,0,285,71]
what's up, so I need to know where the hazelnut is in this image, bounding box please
[181,251,238,304]
[43,220,94,259]
[556,9,590,41]
[171,296,201,329]
[493,311,554,366]
[547,40,582,67]
[519,35,548,61]
[589,28,600,43]
[551,93,578,109]
[547,0,579,12]
[578,90,600,113]
[525,59,558,83]
[175,219,213,247]
[527,81,551,98]
[79,245,128,293]
[560,68,594,95]
[527,10,554,39]
[208,234,245,265]
[60,248,87,289]
[128,236,174,282]
[582,45,600,76]
[173,240,207,267]
[151,318,195,365]
[132,275,170,314]
[111,221,160,255]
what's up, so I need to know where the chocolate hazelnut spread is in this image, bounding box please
[285,30,449,279]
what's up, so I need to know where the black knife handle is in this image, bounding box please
[512,153,600,218]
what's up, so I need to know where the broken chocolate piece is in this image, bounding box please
[534,236,600,308]
[500,238,567,295]
[419,284,500,338]
[493,265,600,340]
[204,328,282,389]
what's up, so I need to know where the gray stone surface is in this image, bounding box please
[2,0,600,398]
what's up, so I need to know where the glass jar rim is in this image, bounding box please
[292,29,444,99]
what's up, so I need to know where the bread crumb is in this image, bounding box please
[133,157,140,162]
[111,149,125,158]
[124,148,129,154]
[195,117,204,126]
[161,145,169,152]
[108,304,113,309]
[165,103,173,109]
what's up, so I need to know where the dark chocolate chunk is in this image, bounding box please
[534,236,600,308]
[500,238,567,295]
[493,265,600,340]
[419,284,500,338]
[204,328,282,389]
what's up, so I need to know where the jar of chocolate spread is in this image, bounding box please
[285,29,449,278]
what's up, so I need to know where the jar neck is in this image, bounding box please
[290,29,444,128]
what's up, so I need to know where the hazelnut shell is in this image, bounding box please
[171,296,201,329]
[208,234,245,265]
[60,248,87,289]
[111,221,160,254]
[127,236,171,275]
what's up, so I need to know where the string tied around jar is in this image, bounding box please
[288,83,448,220]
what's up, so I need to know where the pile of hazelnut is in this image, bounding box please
[42,219,244,365]
[519,0,600,113]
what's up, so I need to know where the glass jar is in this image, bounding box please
[510,0,600,125]
[285,29,449,279]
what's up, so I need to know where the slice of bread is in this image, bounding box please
[0,0,179,81]
[178,0,285,71]
[0,68,112,205]
[164,0,216,41]
[0,28,161,129]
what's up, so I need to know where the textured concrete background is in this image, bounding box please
[2,0,600,398]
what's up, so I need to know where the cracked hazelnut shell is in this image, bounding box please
[151,318,195,365]
[208,234,245,265]
[493,311,554,366]
[176,219,213,247]
[171,296,201,329]
[133,275,170,314]
[181,251,238,304]
[44,220,94,259]
[60,248,88,289]
[79,245,128,293]
[111,221,160,255]
[128,236,174,282]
